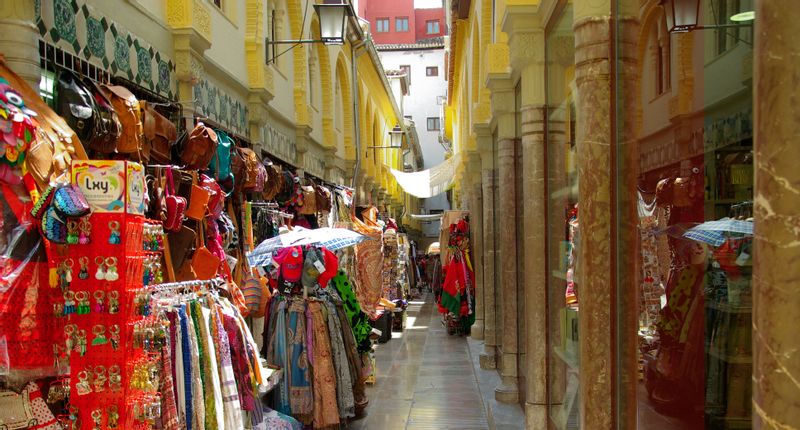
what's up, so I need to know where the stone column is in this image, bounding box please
[573,6,614,427]
[495,134,519,404]
[487,75,520,403]
[476,125,497,369]
[467,152,485,340]
[0,1,40,89]
[753,0,800,427]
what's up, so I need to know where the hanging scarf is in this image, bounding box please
[211,304,244,429]
[268,299,291,415]
[286,300,313,423]
[325,300,355,418]
[159,330,181,430]
[308,301,340,428]
[190,301,218,430]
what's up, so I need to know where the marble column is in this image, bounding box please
[467,152,485,340]
[753,0,800,427]
[477,126,498,369]
[0,1,41,89]
[573,12,613,428]
[496,135,519,404]
[521,104,548,425]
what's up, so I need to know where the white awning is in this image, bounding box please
[390,153,460,198]
[410,214,443,221]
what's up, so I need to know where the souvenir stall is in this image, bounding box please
[0,56,369,430]
[436,211,475,336]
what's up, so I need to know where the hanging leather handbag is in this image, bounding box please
[180,123,218,169]
[55,69,97,144]
[82,77,121,154]
[52,183,90,217]
[315,184,332,212]
[100,84,146,161]
[299,185,317,214]
[238,147,260,192]
[209,129,234,182]
[192,222,220,280]
[263,163,284,200]
[163,168,186,232]
[167,223,196,269]
[141,102,177,164]
[185,181,211,221]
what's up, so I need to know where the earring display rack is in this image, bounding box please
[56,211,165,429]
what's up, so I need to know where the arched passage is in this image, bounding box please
[287,0,309,125]
[335,53,354,160]
[311,15,334,149]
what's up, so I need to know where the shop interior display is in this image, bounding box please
[638,143,754,428]
[0,56,410,429]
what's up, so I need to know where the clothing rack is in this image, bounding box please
[147,278,225,293]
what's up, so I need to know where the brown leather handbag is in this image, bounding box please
[299,185,317,214]
[141,102,177,164]
[315,184,332,212]
[191,222,220,280]
[100,84,146,160]
[180,123,218,169]
[238,147,260,191]
[185,182,211,221]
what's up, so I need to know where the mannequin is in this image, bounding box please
[644,164,706,424]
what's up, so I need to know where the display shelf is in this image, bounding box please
[553,346,580,371]
[706,302,752,314]
[707,347,752,364]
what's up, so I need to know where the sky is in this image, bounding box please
[414,0,444,8]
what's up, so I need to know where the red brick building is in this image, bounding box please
[357,0,446,45]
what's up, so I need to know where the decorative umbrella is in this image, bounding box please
[247,227,369,267]
[682,218,753,247]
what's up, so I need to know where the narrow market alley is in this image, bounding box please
[350,294,490,430]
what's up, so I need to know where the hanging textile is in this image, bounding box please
[350,206,384,318]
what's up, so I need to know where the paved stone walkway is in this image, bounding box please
[348,293,490,430]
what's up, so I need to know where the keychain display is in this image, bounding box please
[108,221,121,245]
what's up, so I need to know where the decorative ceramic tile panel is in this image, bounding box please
[193,80,250,137]
[35,0,176,100]
[262,124,297,164]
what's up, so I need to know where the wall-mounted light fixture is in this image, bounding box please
[368,125,405,149]
[661,0,753,33]
[266,1,350,64]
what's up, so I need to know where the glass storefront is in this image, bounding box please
[546,3,578,428]
[616,0,755,428]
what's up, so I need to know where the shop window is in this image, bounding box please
[426,66,438,77]
[400,65,411,85]
[38,70,56,107]
[426,20,440,35]
[617,0,755,428]
[545,4,579,428]
[396,17,409,32]
[713,0,742,56]
[427,117,440,131]
[651,17,671,97]
[437,95,446,105]
[376,18,390,33]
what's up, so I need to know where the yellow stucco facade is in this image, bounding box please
[0,0,421,231]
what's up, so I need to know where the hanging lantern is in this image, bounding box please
[661,0,701,33]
